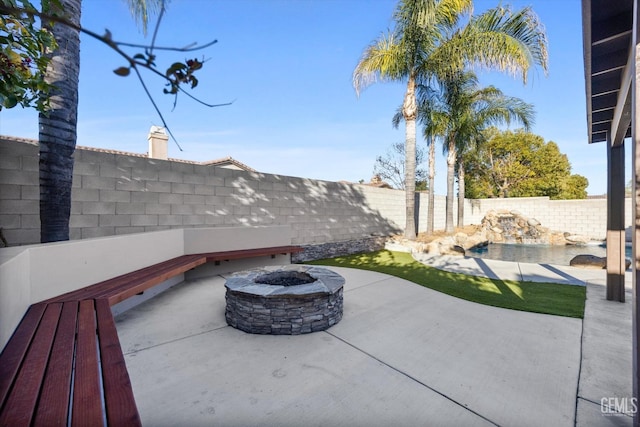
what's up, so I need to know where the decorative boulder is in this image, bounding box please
[452,245,466,255]
[527,218,541,227]
[455,232,468,245]
[441,244,465,256]
[549,232,569,245]
[465,236,489,250]
[565,234,592,245]
[426,242,440,255]
[570,254,632,270]
[569,255,606,269]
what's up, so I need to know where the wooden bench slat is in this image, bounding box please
[44,256,194,303]
[102,255,207,305]
[45,254,206,304]
[72,300,103,427]
[95,299,142,426]
[0,303,47,412]
[0,303,62,426]
[33,301,79,427]
[93,254,205,298]
[2,244,303,425]
[202,246,304,262]
[44,246,303,305]
[42,256,188,303]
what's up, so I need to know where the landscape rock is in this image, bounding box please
[449,245,466,256]
[569,254,632,270]
[386,210,605,259]
[480,210,569,245]
[426,242,440,254]
[465,235,489,250]
[455,232,468,245]
[565,234,592,245]
[293,236,387,262]
[569,254,606,269]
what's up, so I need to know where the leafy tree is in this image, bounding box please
[0,0,56,110]
[373,142,428,190]
[563,175,590,199]
[463,129,588,199]
[353,0,548,239]
[1,0,224,242]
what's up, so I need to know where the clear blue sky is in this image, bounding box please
[0,0,619,195]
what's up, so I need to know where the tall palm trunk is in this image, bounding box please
[457,158,465,227]
[403,75,418,239]
[427,135,435,234]
[445,138,456,233]
[39,0,81,243]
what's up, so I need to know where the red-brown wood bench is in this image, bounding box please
[0,300,140,426]
[0,245,303,426]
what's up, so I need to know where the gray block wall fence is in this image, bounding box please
[0,136,631,257]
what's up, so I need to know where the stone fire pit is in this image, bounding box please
[224,266,344,335]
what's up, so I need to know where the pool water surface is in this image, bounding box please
[467,243,632,266]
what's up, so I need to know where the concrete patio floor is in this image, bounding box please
[114,258,633,427]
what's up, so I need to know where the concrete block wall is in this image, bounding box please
[0,137,40,245]
[0,225,294,351]
[463,197,631,240]
[0,137,401,246]
[0,137,629,245]
[362,189,448,234]
[416,193,447,233]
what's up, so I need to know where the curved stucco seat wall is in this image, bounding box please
[0,225,292,351]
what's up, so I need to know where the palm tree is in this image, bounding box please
[437,71,534,231]
[426,135,436,233]
[38,0,81,243]
[400,71,534,232]
[38,0,160,243]
[353,0,547,240]
[393,83,440,234]
[416,86,442,235]
[354,0,474,239]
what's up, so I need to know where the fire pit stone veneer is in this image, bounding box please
[224,266,344,335]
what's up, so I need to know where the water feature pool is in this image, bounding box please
[467,243,632,266]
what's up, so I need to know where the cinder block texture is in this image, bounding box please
[0,137,626,247]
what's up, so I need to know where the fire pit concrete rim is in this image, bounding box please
[225,265,344,297]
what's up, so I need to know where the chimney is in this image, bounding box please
[147,126,168,160]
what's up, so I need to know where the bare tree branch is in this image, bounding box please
[130,65,183,151]
[0,3,230,149]
[116,38,218,52]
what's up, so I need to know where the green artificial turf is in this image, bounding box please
[306,250,586,318]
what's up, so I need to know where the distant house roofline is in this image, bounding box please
[0,135,256,172]
[201,156,256,172]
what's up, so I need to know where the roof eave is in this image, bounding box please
[582,0,595,144]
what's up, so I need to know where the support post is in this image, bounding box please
[607,139,626,302]
[632,1,639,422]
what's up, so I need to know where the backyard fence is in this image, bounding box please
[0,136,629,248]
